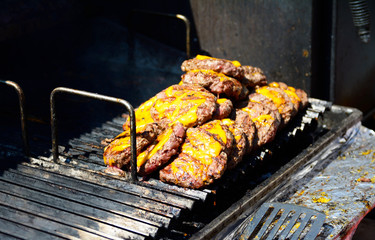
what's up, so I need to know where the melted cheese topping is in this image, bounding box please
[190,69,231,82]
[136,127,174,167]
[202,120,227,144]
[195,55,241,67]
[241,108,273,126]
[284,89,301,104]
[256,87,285,108]
[217,98,229,104]
[181,130,222,165]
[269,82,280,88]
[153,86,209,127]
[123,96,157,133]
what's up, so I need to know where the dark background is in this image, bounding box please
[1,0,375,136]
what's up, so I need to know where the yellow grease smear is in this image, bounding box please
[136,127,173,167]
[256,87,286,107]
[361,149,373,155]
[195,54,241,67]
[312,197,331,203]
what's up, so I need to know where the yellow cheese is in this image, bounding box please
[256,87,285,107]
[136,127,174,167]
[195,55,241,67]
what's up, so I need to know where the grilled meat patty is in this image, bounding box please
[159,120,234,189]
[181,55,244,79]
[240,65,267,88]
[103,122,163,169]
[239,101,281,148]
[251,86,297,126]
[137,122,186,176]
[181,69,245,100]
[213,98,233,120]
[151,84,217,128]
[268,82,308,109]
[232,110,256,154]
[122,96,158,132]
[221,119,247,169]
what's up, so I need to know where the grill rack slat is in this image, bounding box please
[0,180,157,238]
[0,192,142,240]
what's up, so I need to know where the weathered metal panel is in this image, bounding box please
[189,0,313,93]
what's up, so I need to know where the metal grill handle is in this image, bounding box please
[0,80,30,156]
[50,87,137,181]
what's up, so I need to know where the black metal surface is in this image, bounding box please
[50,87,137,181]
[230,202,326,240]
[0,80,29,156]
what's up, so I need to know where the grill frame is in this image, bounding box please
[0,87,362,239]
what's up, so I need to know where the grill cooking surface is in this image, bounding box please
[0,99,361,239]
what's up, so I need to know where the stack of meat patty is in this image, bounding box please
[103,55,308,189]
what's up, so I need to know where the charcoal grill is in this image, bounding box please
[0,80,362,239]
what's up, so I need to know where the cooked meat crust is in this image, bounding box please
[137,122,186,176]
[252,86,297,126]
[233,110,256,153]
[238,101,281,148]
[181,55,244,79]
[221,119,247,169]
[248,93,282,124]
[151,84,217,128]
[181,70,244,100]
[103,122,162,169]
[240,65,267,87]
[213,98,233,120]
[159,120,233,189]
[268,82,309,109]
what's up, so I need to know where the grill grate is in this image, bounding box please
[0,98,356,239]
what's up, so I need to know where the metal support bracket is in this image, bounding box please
[130,9,191,58]
[0,80,30,156]
[50,87,137,181]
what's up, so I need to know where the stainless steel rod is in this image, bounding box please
[0,80,30,156]
[50,87,137,181]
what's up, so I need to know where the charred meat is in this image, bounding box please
[151,84,217,128]
[181,69,245,100]
[159,120,234,189]
[181,55,244,79]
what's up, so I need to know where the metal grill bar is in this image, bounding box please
[50,87,137,181]
[0,80,29,156]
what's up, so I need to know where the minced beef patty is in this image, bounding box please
[213,98,233,120]
[137,122,186,176]
[240,65,267,88]
[181,69,245,100]
[252,86,297,126]
[159,120,234,189]
[181,55,244,79]
[103,122,163,169]
[221,118,247,169]
[150,84,217,128]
